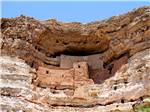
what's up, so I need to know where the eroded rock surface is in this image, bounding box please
[1,7,150,69]
[0,6,150,112]
[1,48,150,112]
[1,7,150,84]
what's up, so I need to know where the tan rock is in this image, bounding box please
[72,48,150,106]
[1,6,150,112]
[1,7,149,70]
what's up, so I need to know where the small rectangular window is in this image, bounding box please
[46,70,49,74]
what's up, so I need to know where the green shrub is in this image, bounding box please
[134,97,150,112]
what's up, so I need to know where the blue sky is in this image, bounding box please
[1,1,150,23]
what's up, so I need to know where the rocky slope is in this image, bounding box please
[0,6,150,112]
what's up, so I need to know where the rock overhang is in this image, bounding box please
[1,6,150,112]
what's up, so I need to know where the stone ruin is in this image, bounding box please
[60,54,110,84]
[35,53,128,88]
[35,62,94,89]
[1,6,150,112]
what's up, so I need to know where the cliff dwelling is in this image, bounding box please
[34,52,128,88]
[35,62,94,89]
[1,6,150,112]
[60,54,128,83]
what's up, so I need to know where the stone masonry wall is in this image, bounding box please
[35,62,94,90]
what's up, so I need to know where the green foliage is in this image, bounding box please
[134,105,150,112]
[134,97,150,112]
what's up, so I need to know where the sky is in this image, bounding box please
[1,1,150,23]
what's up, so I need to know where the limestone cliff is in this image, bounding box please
[0,6,150,112]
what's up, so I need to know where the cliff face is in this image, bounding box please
[0,6,150,112]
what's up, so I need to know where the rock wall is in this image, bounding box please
[1,7,150,69]
[1,48,150,112]
[0,6,150,112]
[1,7,150,84]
